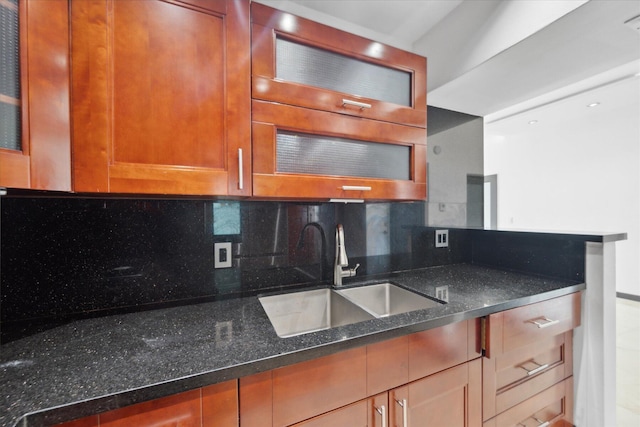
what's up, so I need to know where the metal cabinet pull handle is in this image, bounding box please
[341,185,372,191]
[238,148,243,190]
[342,98,372,110]
[395,398,408,427]
[533,416,550,427]
[375,404,387,427]
[520,360,550,376]
[529,317,560,328]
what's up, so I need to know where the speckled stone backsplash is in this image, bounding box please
[1,196,442,343]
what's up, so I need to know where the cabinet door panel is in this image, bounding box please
[409,320,471,381]
[251,3,426,128]
[291,400,368,427]
[272,347,367,427]
[486,293,580,357]
[0,0,71,190]
[483,332,573,421]
[202,380,239,427]
[71,0,250,196]
[239,371,273,427]
[487,378,573,427]
[252,100,426,201]
[392,359,481,427]
[100,389,201,427]
[366,335,409,396]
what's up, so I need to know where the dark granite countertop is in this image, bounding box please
[0,263,585,427]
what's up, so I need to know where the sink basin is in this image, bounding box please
[336,282,442,318]
[259,288,375,338]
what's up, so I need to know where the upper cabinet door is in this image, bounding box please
[0,0,71,191]
[251,3,426,129]
[71,0,251,196]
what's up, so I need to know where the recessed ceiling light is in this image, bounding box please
[528,120,538,125]
[587,102,600,107]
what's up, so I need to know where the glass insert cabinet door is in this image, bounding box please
[0,0,72,191]
[0,0,21,153]
[251,2,427,129]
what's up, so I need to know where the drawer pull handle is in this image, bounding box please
[533,417,550,427]
[520,361,549,376]
[395,398,408,427]
[529,317,560,328]
[342,98,372,110]
[341,185,372,191]
[375,404,387,427]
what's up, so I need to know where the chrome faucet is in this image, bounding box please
[334,224,359,287]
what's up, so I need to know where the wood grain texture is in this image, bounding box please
[0,0,71,190]
[251,100,427,201]
[251,2,426,128]
[366,335,409,396]
[483,332,574,421]
[408,319,472,382]
[487,377,573,427]
[71,0,251,196]
[485,293,581,359]
[291,400,368,427]
[239,371,273,427]
[54,416,99,427]
[390,359,482,427]
[272,347,367,427]
[202,380,239,427]
[100,389,202,427]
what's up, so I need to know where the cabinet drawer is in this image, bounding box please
[271,347,367,427]
[485,293,581,357]
[483,332,573,420]
[251,3,426,128]
[290,400,368,427]
[252,100,426,201]
[484,377,574,427]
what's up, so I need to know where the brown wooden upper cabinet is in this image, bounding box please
[0,0,72,191]
[70,0,251,196]
[251,3,427,201]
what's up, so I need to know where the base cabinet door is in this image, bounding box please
[391,358,482,427]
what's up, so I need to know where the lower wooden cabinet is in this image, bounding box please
[239,319,480,427]
[55,380,238,427]
[52,295,581,427]
[483,378,574,427]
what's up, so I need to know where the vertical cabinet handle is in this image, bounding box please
[375,405,387,427]
[238,148,243,190]
[529,317,560,328]
[395,398,408,427]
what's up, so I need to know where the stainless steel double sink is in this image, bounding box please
[259,283,443,338]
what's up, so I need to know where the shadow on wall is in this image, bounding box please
[427,106,484,227]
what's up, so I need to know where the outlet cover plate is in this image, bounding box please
[435,229,449,248]
[214,242,232,268]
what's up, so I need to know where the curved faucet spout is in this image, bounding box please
[297,222,330,281]
[334,224,359,287]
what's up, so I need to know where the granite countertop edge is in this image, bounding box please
[2,264,586,427]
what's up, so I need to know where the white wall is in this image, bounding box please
[485,74,640,296]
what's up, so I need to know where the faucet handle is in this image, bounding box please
[346,263,360,278]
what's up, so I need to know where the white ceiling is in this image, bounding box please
[255,0,640,118]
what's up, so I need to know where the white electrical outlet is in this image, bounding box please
[435,285,449,302]
[435,229,449,248]
[214,242,232,268]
